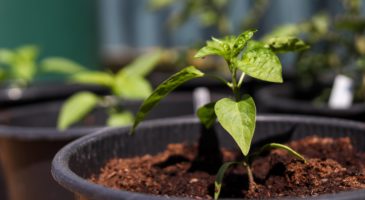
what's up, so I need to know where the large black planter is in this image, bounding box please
[0,91,209,200]
[0,83,107,110]
[52,115,365,200]
[256,84,365,120]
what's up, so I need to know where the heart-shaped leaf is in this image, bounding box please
[215,95,256,156]
[237,42,283,83]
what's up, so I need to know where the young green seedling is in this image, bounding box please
[131,30,308,199]
[57,51,161,130]
[0,45,91,87]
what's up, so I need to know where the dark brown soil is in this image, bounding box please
[90,136,365,199]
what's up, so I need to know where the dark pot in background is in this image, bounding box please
[0,83,107,110]
[256,84,365,120]
[52,115,365,200]
[0,91,216,200]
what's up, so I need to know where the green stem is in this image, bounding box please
[231,69,240,101]
[243,160,256,192]
[237,72,245,88]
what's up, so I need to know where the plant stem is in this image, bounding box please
[243,160,256,193]
[231,68,241,101]
[237,72,245,88]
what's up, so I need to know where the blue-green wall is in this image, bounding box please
[0,0,99,69]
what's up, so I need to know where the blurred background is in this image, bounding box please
[1,0,363,72]
[1,1,365,200]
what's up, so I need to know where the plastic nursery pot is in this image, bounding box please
[255,83,365,120]
[52,115,365,200]
[0,83,107,110]
[0,91,211,200]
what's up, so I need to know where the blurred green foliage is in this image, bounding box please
[149,0,269,36]
[264,0,365,102]
[58,51,162,130]
[0,45,88,88]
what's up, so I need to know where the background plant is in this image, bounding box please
[0,45,90,88]
[131,30,308,199]
[264,0,365,102]
[57,51,161,130]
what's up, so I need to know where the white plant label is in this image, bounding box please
[329,74,354,109]
[193,87,211,112]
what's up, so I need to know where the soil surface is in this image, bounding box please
[90,136,365,199]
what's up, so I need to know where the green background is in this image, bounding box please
[0,0,99,70]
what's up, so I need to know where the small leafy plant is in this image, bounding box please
[0,45,89,88]
[57,51,161,130]
[263,0,365,103]
[131,30,308,199]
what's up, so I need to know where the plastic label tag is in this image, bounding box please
[193,87,211,112]
[328,74,354,109]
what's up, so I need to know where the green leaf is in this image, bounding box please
[215,96,256,156]
[40,57,87,74]
[232,29,257,56]
[9,45,39,83]
[258,143,306,163]
[195,37,228,59]
[71,71,114,88]
[123,51,161,77]
[57,92,99,130]
[113,71,152,99]
[265,36,309,53]
[0,49,14,64]
[237,42,283,83]
[214,162,240,200]
[15,45,39,61]
[197,102,216,129]
[131,66,204,134]
[107,111,134,127]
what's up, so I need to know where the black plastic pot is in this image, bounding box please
[0,91,212,200]
[0,83,107,109]
[52,115,365,200]
[256,84,365,120]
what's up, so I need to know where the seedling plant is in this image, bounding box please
[131,30,308,199]
[57,51,161,130]
[0,45,90,88]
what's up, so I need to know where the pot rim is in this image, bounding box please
[0,83,106,104]
[52,115,365,200]
[0,91,215,140]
